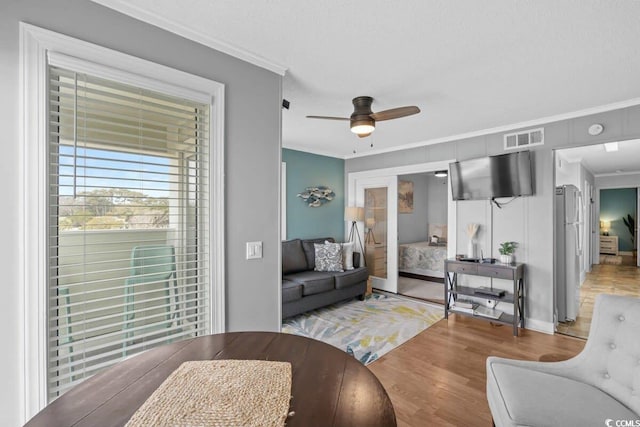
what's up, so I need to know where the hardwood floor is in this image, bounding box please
[556,257,640,339]
[368,314,585,427]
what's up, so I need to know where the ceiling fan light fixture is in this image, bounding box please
[350,117,375,135]
[307,95,420,137]
[351,124,375,135]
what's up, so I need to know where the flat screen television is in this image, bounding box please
[449,151,533,201]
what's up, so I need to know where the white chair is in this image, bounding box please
[487,294,640,426]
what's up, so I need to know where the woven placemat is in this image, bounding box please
[126,360,292,427]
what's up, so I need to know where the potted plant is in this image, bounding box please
[498,241,517,264]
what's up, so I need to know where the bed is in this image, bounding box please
[398,241,448,279]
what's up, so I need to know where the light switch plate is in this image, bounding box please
[246,241,263,259]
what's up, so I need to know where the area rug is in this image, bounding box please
[599,255,622,265]
[282,293,443,365]
[397,276,444,303]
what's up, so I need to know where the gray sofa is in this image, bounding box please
[487,294,640,426]
[282,237,368,319]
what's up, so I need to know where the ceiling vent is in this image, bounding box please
[503,128,544,150]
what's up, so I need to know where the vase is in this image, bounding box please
[500,254,513,264]
[467,240,475,258]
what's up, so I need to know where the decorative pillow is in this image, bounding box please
[341,242,354,270]
[302,237,335,270]
[314,242,344,272]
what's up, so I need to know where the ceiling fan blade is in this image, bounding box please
[357,132,372,138]
[370,106,420,121]
[306,115,350,121]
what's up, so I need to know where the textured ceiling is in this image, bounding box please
[94,0,640,158]
[557,138,640,176]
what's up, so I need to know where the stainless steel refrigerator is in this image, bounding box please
[555,184,581,322]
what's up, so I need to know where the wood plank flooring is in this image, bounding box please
[556,258,640,338]
[368,314,585,427]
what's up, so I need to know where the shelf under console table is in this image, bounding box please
[444,259,525,336]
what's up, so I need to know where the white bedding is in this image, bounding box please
[398,241,448,278]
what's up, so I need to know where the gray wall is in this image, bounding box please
[596,172,640,189]
[426,174,449,233]
[1,1,281,424]
[346,104,640,330]
[398,173,429,244]
[398,173,448,244]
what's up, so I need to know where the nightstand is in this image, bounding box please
[365,243,387,277]
[599,235,619,255]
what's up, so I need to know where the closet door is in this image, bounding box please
[355,176,398,293]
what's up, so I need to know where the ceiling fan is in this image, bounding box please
[306,96,420,138]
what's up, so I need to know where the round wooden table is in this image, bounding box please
[26,332,396,427]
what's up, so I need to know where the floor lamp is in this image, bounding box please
[345,206,366,266]
[364,217,379,244]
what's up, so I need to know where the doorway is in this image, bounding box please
[554,138,640,339]
[598,187,638,266]
[396,171,449,304]
[347,160,456,299]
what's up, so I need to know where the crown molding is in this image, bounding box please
[345,97,640,160]
[283,143,347,160]
[91,0,288,76]
[595,170,640,178]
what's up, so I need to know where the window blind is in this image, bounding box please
[47,65,211,400]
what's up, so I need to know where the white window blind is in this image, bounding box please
[47,65,211,400]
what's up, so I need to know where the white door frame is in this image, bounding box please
[281,162,287,240]
[347,160,457,291]
[582,180,592,275]
[355,175,399,293]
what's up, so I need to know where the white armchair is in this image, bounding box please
[487,294,640,426]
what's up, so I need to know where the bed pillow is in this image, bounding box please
[314,242,344,272]
[341,242,354,270]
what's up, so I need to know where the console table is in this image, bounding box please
[444,259,525,336]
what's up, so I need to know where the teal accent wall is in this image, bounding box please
[600,188,637,251]
[283,149,345,241]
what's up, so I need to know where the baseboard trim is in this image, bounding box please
[525,318,555,335]
[619,251,634,256]
[399,271,442,283]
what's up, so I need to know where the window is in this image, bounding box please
[21,25,224,415]
[47,65,211,399]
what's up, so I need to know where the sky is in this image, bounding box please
[57,145,171,199]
